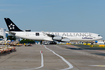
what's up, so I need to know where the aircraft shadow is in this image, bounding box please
[66,45,105,50]
[66,47,83,50]
[91,53,105,56]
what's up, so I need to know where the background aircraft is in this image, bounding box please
[0,28,7,41]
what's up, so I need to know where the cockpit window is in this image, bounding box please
[98,35,101,36]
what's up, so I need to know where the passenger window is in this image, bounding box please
[36,33,39,36]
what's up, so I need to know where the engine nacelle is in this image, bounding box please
[53,36,70,42]
[53,36,62,40]
[61,38,70,42]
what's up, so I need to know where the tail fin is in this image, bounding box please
[4,18,22,31]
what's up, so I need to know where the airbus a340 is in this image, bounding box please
[4,18,102,43]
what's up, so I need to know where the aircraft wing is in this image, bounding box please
[42,31,54,37]
[42,31,70,42]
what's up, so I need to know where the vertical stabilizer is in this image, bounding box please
[4,18,22,31]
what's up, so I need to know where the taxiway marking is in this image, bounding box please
[34,51,44,69]
[44,45,73,70]
[22,51,44,70]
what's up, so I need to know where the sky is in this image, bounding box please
[0,0,105,39]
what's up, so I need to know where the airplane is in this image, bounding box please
[4,18,103,44]
[0,28,7,41]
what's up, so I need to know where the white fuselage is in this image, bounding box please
[13,31,102,41]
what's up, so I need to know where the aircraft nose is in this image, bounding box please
[100,36,103,39]
[98,34,103,40]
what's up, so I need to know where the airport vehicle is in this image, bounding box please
[10,43,22,46]
[0,46,16,54]
[8,47,16,52]
[25,43,32,46]
[0,47,4,54]
[0,47,9,53]
[43,41,57,45]
[4,18,102,43]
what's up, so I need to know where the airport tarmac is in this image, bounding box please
[0,45,105,70]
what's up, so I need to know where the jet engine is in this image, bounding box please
[53,36,62,40]
[53,36,70,42]
[61,38,70,42]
